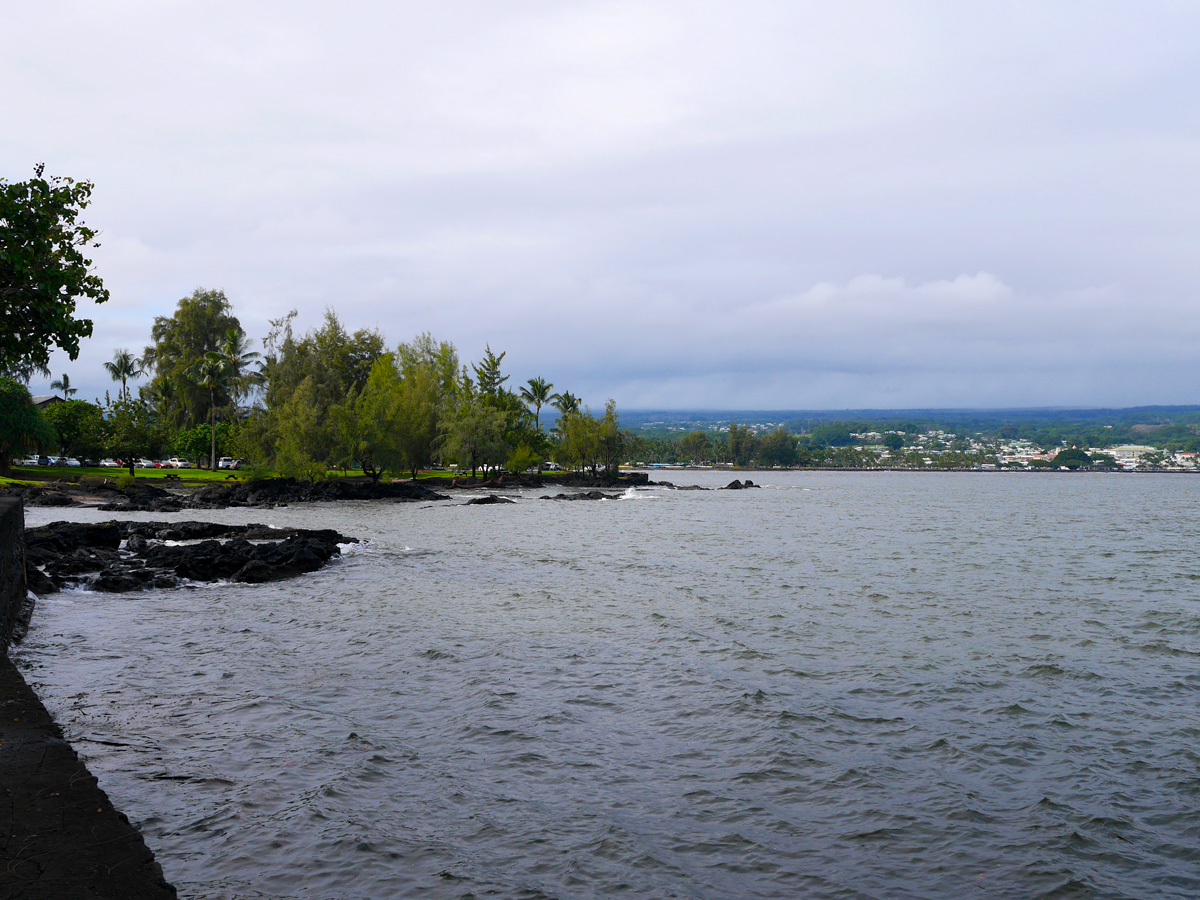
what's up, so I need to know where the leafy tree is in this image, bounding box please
[520,376,554,432]
[42,399,104,460]
[103,349,141,401]
[259,308,384,464]
[506,443,542,473]
[49,373,76,398]
[173,421,234,466]
[0,166,110,380]
[678,431,711,464]
[882,433,904,452]
[0,377,54,474]
[104,397,167,475]
[144,288,244,428]
[597,399,625,475]
[806,424,856,448]
[186,351,234,470]
[395,333,460,470]
[728,423,760,466]
[1050,447,1091,470]
[472,345,509,401]
[555,408,594,473]
[273,376,327,482]
[759,426,798,467]
[443,396,508,478]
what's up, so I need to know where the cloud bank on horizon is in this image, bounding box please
[5,1,1199,410]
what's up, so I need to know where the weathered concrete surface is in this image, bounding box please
[1,497,176,898]
[0,498,26,652]
[0,660,177,899]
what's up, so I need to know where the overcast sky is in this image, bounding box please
[6,1,1200,410]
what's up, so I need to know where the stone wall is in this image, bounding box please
[0,496,27,655]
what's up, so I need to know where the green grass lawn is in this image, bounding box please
[8,465,240,483]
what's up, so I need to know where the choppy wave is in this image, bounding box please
[15,470,1200,899]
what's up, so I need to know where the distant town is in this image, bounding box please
[622,407,1200,471]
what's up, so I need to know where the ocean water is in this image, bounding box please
[14,471,1200,899]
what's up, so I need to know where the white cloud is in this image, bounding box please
[9,2,1200,409]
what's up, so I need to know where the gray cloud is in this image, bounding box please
[7,1,1200,409]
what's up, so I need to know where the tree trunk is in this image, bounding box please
[209,387,217,471]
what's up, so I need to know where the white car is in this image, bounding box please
[136,459,156,468]
[218,457,235,469]
[99,458,120,468]
[163,458,190,469]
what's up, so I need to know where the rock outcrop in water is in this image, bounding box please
[184,477,448,509]
[723,479,760,489]
[25,520,357,593]
[541,490,622,501]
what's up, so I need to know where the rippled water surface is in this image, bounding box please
[15,472,1200,898]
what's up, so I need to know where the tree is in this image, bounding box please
[520,376,554,432]
[273,376,327,482]
[49,373,77,398]
[0,166,110,380]
[186,351,233,470]
[597,399,624,476]
[218,328,261,416]
[104,397,167,476]
[442,397,508,478]
[551,391,580,423]
[758,426,798,467]
[0,377,53,475]
[882,433,905,452]
[143,288,244,428]
[42,399,104,461]
[728,423,760,467]
[1050,447,1091,470]
[103,348,141,401]
[473,345,509,401]
[258,308,385,465]
[679,431,711,464]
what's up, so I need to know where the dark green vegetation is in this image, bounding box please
[0,165,109,382]
[6,282,631,481]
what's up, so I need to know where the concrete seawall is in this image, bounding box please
[1,497,177,899]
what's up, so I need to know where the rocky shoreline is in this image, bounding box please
[1,471,666,512]
[1,471,768,513]
[25,520,356,594]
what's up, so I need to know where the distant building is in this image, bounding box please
[31,395,64,410]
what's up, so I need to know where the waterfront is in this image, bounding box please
[14,472,1200,899]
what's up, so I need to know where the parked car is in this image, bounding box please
[218,457,235,469]
[99,458,120,468]
[136,459,156,468]
[17,456,40,467]
[162,458,190,469]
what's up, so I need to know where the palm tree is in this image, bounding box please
[186,352,232,471]
[219,329,261,418]
[551,390,580,419]
[520,376,554,432]
[103,349,141,401]
[49,373,76,398]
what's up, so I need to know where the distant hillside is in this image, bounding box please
[616,406,1200,451]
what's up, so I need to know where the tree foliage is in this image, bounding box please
[104,397,167,475]
[42,399,104,460]
[0,166,110,380]
[0,377,54,474]
[144,288,244,428]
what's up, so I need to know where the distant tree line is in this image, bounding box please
[3,287,634,480]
